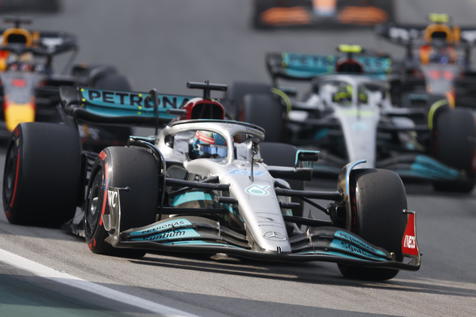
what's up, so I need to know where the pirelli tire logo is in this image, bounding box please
[404,235,416,249]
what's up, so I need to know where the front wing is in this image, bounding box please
[106,214,420,271]
[253,0,394,29]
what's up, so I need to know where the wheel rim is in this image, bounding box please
[85,169,103,239]
[3,144,19,208]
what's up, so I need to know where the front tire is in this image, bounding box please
[85,146,160,257]
[3,123,81,227]
[338,169,407,281]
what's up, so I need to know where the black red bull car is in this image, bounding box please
[0,17,131,148]
[376,13,476,109]
[253,0,394,29]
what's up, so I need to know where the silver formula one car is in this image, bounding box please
[224,46,476,193]
[3,81,420,281]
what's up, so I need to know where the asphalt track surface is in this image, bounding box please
[0,0,476,316]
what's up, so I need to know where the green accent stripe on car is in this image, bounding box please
[172,191,213,207]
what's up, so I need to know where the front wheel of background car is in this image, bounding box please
[338,169,407,281]
[431,108,476,193]
[223,82,272,120]
[3,123,81,227]
[243,93,284,142]
[85,146,160,258]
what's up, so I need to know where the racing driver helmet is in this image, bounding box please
[419,14,459,64]
[189,130,227,160]
[331,84,369,105]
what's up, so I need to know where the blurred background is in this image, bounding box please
[22,0,476,94]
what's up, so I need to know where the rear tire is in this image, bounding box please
[454,75,476,110]
[243,94,284,142]
[93,72,131,91]
[432,109,476,193]
[3,123,81,227]
[85,146,160,258]
[338,169,407,281]
[224,82,272,120]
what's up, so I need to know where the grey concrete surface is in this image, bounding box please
[0,1,476,316]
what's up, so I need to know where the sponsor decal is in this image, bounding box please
[462,30,476,44]
[404,235,416,249]
[128,218,192,237]
[11,78,26,87]
[401,211,419,257]
[80,88,191,110]
[330,239,387,261]
[335,231,387,257]
[132,228,200,242]
[263,231,287,241]
[257,212,283,227]
[284,53,336,73]
[107,189,119,209]
[42,37,64,47]
[229,169,264,176]
[283,53,391,76]
[104,188,121,232]
[245,184,271,196]
[351,121,369,131]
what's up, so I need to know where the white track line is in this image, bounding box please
[0,248,198,317]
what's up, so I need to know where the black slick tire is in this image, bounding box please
[243,94,284,142]
[224,82,272,120]
[338,169,407,281]
[432,109,476,193]
[85,146,160,258]
[3,123,81,227]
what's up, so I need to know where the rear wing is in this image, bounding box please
[37,30,77,55]
[0,28,77,55]
[60,86,194,126]
[266,52,392,81]
[376,23,476,45]
[375,23,424,45]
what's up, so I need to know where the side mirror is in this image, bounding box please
[295,150,319,168]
